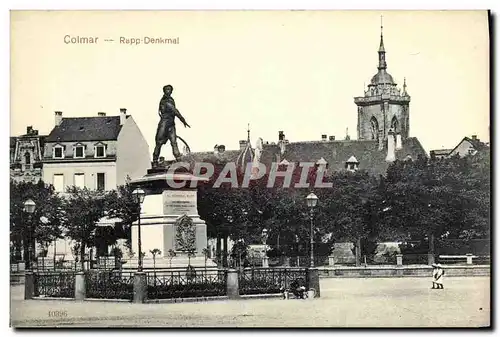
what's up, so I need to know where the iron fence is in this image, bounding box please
[146,268,227,299]
[238,267,309,295]
[33,271,75,298]
[85,270,135,300]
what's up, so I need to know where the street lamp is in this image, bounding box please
[261,228,269,268]
[261,228,268,255]
[132,188,146,272]
[295,234,300,267]
[23,199,36,270]
[306,193,318,267]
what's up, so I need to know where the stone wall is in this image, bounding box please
[318,265,490,278]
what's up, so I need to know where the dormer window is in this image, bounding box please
[94,143,106,158]
[73,143,85,158]
[53,144,65,159]
[316,157,328,169]
[345,156,359,172]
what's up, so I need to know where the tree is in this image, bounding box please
[167,249,176,268]
[150,248,161,271]
[381,152,490,263]
[62,186,106,270]
[202,248,209,270]
[10,179,64,266]
[103,177,139,251]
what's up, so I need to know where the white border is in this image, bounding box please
[3,1,497,336]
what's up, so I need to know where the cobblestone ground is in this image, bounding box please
[10,277,490,328]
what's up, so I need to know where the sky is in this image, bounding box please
[10,10,490,159]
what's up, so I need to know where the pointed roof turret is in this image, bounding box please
[378,15,387,69]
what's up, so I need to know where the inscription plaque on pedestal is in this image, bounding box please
[163,190,198,215]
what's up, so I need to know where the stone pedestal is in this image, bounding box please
[466,253,473,265]
[262,256,269,268]
[74,272,86,300]
[226,269,239,299]
[130,169,214,268]
[328,256,335,266]
[307,268,320,298]
[133,272,147,303]
[24,272,34,300]
[396,254,403,266]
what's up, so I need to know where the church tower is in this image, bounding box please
[354,19,410,145]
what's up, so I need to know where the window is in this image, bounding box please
[53,146,64,159]
[53,174,64,192]
[24,152,31,170]
[97,173,105,191]
[74,173,85,189]
[74,146,85,158]
[95,145,106,158]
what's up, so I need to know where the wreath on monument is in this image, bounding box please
[175,214,196,252]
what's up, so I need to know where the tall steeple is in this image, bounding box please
[354,18,411,142]
[378,15,387,70]
[247,123,251,142]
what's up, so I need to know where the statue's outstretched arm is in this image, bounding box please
[168,102,190,127]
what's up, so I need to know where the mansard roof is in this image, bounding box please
[45,116,127,142]
[184,137,427,176]
[259,137,427,176]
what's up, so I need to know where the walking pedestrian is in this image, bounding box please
[431,263,445,289]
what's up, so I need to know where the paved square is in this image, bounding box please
[10,277,490,327]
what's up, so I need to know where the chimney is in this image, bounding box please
[329,136,335,141]
[120,108,127,125]
[396,133,402,150]
[54,111,63,126]
[239,140,247,150]
[278,131,285,141]
[471,135,478,141]
[321,134,327,141]
[26,126,33,134]
[386,129,396,162]
[98,112,106,117]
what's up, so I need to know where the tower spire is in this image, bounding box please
[403,77,408,95]
[247,123,250,142]
[378,15,387,70]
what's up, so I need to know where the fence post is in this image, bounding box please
[466,253,473,265]
[307,268,321,298]
[74,272,86,300]
[328,256,335,267]
[24,271,34,300]
[396,254,403,266]
[133,272,147,303]
[226,269,239,299]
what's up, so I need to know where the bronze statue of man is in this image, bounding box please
[152,85,190,165]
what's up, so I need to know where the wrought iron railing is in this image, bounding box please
[238,267,309,295]
[85,271,135,300]
[147,268,227,299]
[33,271,76,298]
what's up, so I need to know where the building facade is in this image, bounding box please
[42,109,151,193]
[10,126,46,183]
[42,108,151,261]
[430,135,489,159]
